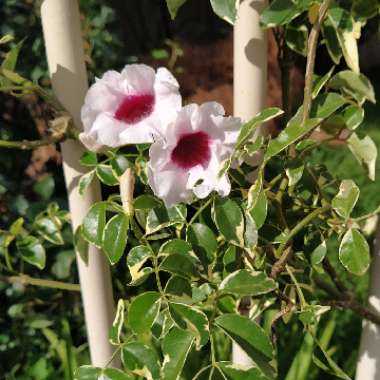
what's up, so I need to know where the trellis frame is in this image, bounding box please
[41,0,117,367]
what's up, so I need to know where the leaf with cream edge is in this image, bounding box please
[161,327,193,380]
[215,314,275,378]
[169,302,209,349]
[102,368,133,380]
[260,0,309,27]
[264,118,322,161]
[235,107,284,151]
[17,236,46,269]
[146,205,187,235]
[332,180,360,220]
[210,0,240,24]
[110,299,125,345]
[339,228,370,276]
[218,362,270,380]
[213,197,245,246]
[219,269,277,297]
[129,292,161,335]
[121,342,160,380]
[347,133,377,181]
[127,245,153,286]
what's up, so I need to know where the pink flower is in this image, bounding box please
[148,102,241,207]
[79,64,181,151]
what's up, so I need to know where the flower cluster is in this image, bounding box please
[80,64,242,207]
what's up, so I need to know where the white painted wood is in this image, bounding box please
[356,222,380,380]
[233,0,268,366]
[41,0,118,367]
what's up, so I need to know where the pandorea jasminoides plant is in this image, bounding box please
[80,64,181,151]
[2,1,380,379]
[148,102,241,207]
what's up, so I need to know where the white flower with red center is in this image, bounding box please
[79,64,181,151]
[148,102,242,207]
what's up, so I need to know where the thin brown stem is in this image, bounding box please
[302,0,332,125]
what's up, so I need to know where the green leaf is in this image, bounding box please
[219,269,276,297]
[110,155,130,177]
[332,180,359,219]
[213,198,244,245]
[160,254,198,279]
[79,171,95,196]
[96,165,119,186]
[74,225,89,265]
[347,133,377,181]
[311,239,327,266]
[110,299,125,345]
[165,276,192,297]
[121,342,160,380]
[146,205,187,235]
[0,35,14,45]
[321,18,342,65]
[33,175,55,201]
[10,217,24,236]
[286,160,304,187]
[102,368,132,380]
[102,213,129,264]
[218,362,269,380]
[127,245,153,286]
[34,217,64,245]
[260,0,309,27]
[215,314,275,378]
[339,228,370,276]
[244,212,258,250]
[17,236,46,269]
[166,0,187,19]
[210,0,239,24]
[2,40,23,71]
[159,239,193,257]
[82,202,107,247]
[312,66,335,99]
[235,108,284,151]
[342,105,364,130]
[134,195,161,210]
[161,327,194,380]
[329,70,375,104]
[264,118,321,161]
[285,25,308,56]
[187,223,217,265]
[51,250,75,279]
[327,8,359,73]
[75,366,101,380]
[80,151,97,167]
[352,0,379,18]
[169,302,209,349]
[129,291,161,335]
[248,191,267,230]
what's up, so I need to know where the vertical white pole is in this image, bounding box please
[356,223,380,380]
[41,0,118,367]
[233,0,268,366]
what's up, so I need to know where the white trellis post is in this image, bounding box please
[356,222,380,380]
[41,0,118,367]
[233,0,268,365]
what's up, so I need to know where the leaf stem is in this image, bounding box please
[188,196,213,226]
[0,135,66,150]
[302,0,332,125]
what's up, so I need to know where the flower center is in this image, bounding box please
[114,94,155,124]
[171,131,211,169]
